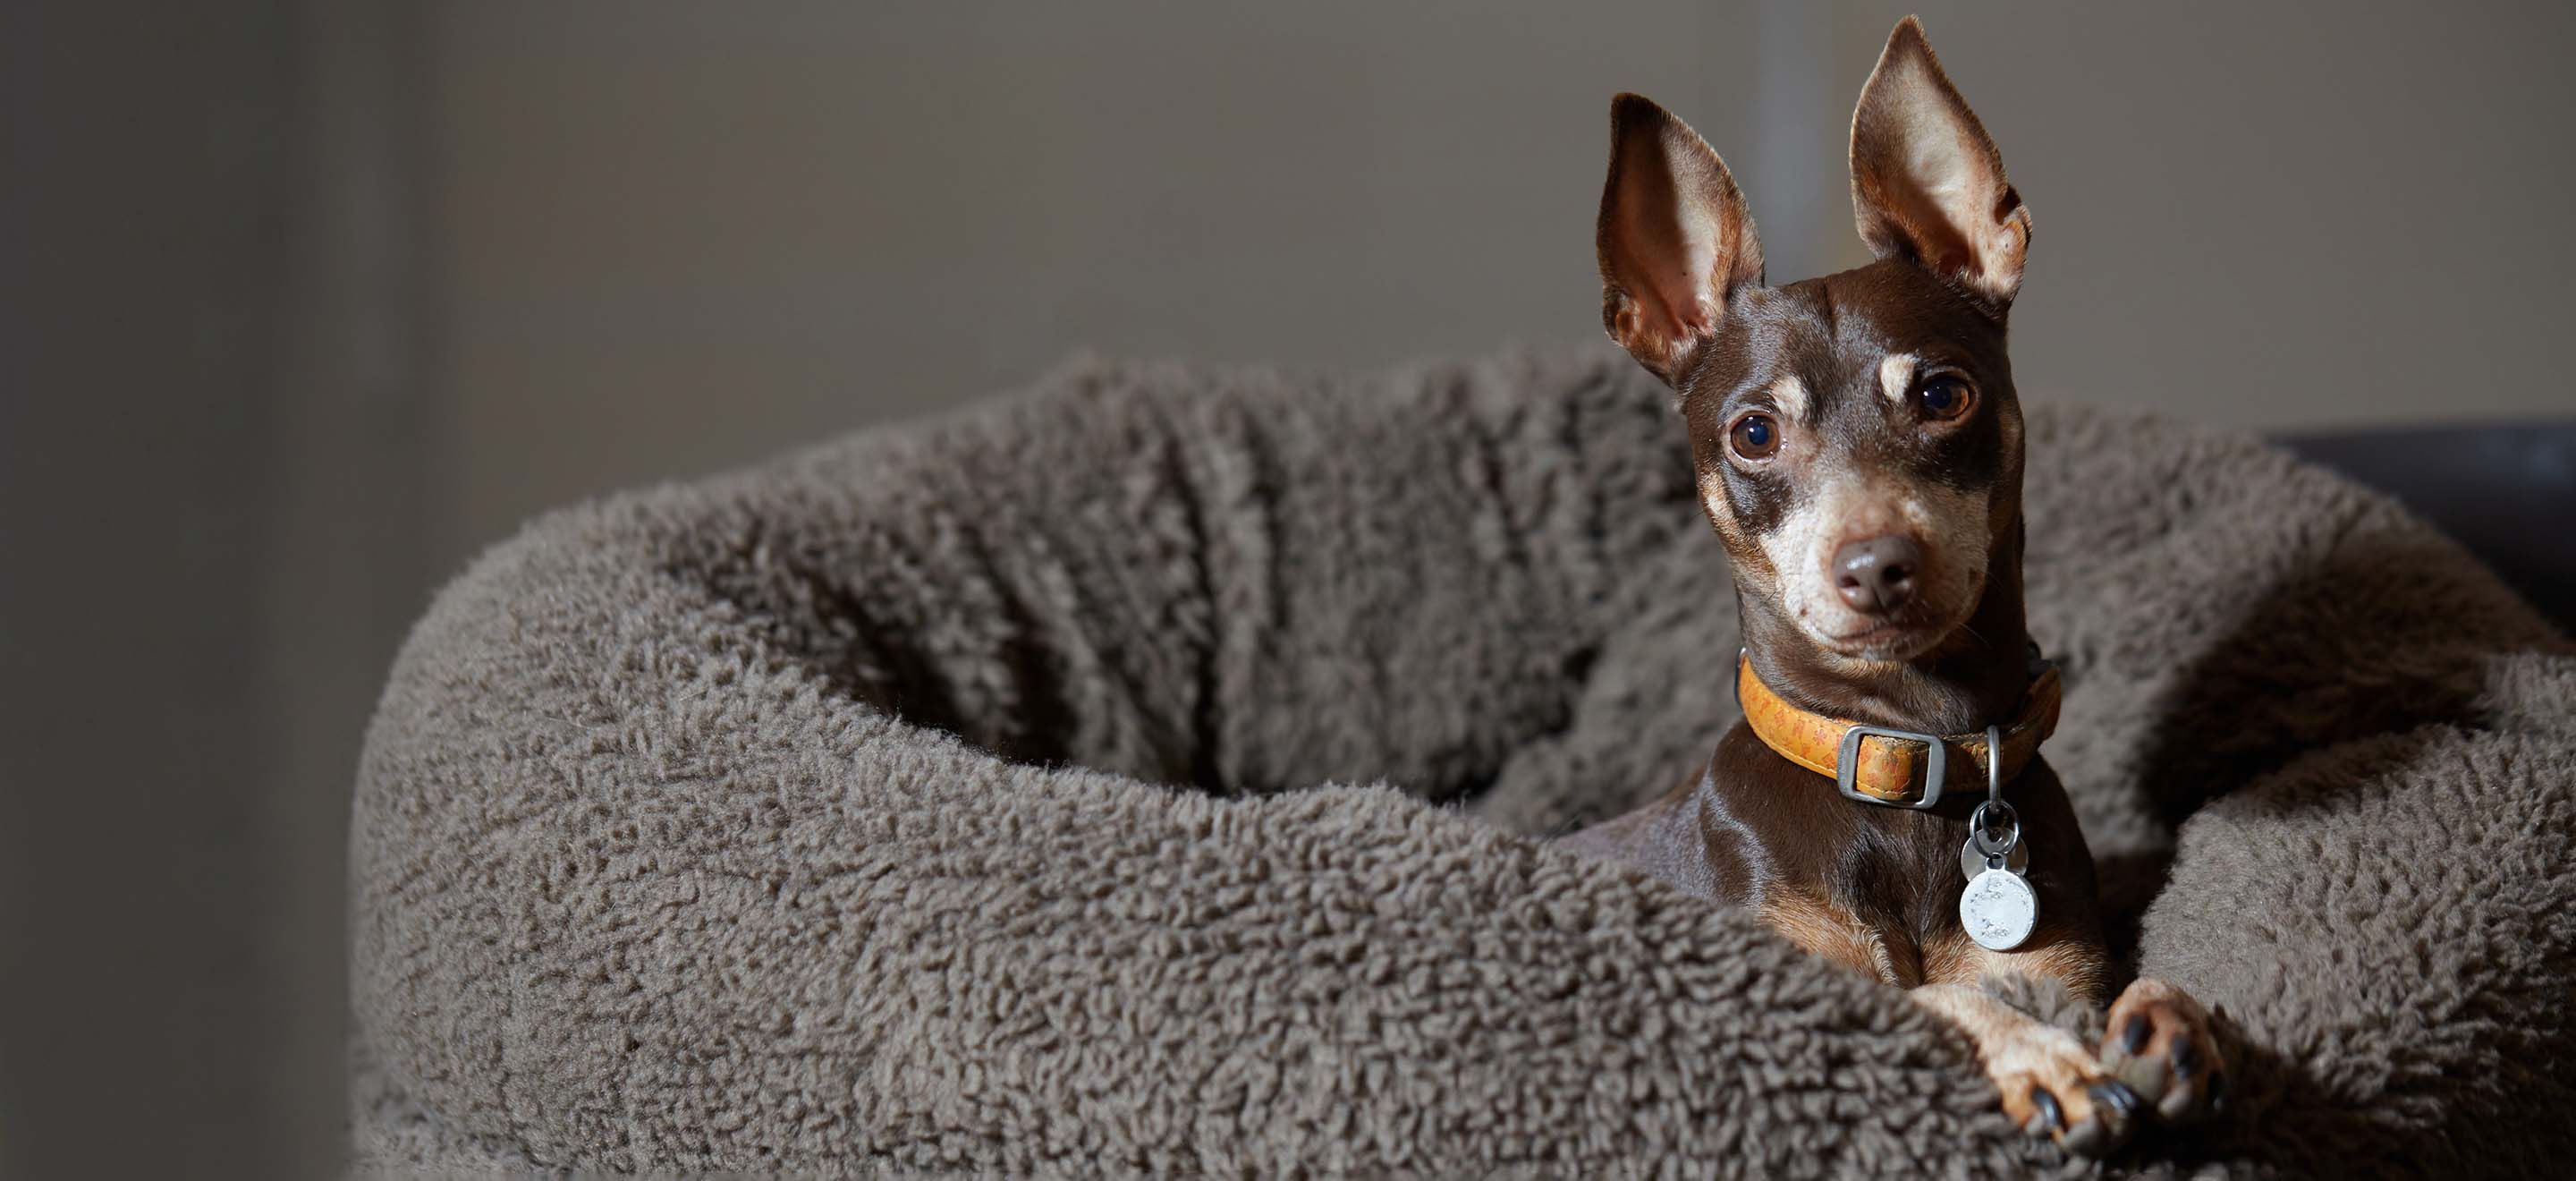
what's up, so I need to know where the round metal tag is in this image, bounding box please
[1960,868,2038,951]
[1961,836,2029,881]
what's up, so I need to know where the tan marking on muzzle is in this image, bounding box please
[1753,465,1991,650]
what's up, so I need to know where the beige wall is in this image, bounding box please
[429,2,2576,555]
[429,1,1768,549]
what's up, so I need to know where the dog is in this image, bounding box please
[1563,17,2224,1159]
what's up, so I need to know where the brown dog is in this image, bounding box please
[1563,17,2224,1159]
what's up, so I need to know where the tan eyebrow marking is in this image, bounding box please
[1878,353,1919,404]
[1769,374,1809,422]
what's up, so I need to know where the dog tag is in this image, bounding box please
[1957,728,2037,950]
[1961,864,2038,951]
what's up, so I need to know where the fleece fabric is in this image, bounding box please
[350,348,2576,1177]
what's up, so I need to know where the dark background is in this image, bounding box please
[4,3,2572,1175]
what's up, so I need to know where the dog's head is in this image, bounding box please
[1597,18,2030,675]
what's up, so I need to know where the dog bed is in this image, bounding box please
[350,349,2576,1177]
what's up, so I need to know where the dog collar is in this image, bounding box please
[1734,650,2062,809]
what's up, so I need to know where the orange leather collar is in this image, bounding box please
[1736,655,2062,806]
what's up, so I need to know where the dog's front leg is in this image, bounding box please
[1910,981,2145,1158]
[1911,934,2228,1157]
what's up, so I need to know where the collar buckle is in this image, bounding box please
[1835,725,1947,809]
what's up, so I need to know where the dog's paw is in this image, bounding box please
[1989,1021,2144,1159]
[2100,977,2225,1124]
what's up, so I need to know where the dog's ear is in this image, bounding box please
[1597,93,1764,385]
[1849,17,2029,310]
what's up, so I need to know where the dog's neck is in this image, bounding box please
[1738,514,2034,735]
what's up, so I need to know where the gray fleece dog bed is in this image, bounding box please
[351,350,2576,1177]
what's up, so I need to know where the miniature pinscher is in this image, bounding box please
[1563,17,2225,1159]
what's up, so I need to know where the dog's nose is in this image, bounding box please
[1833,534,1922,614]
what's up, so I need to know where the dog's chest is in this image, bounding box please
[1692,741,1977,936]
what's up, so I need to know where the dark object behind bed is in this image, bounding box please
[2276,422,2576,632]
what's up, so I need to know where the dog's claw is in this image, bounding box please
[2122,1013,2152,1056]
[2169,1034,2200,1078]
[2029,1084,2063,1131]
[2088,1082,2141,1152]
[2059,1087,2137,1160]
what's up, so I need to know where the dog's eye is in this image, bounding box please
[1730,412,1781,460]
[1916,375,1976,421]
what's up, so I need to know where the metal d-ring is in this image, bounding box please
[1985,723,2004,805]
[1968,725,2019,857]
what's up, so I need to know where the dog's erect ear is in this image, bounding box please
[1597,93,1764,385]
[1850,17,2030,310]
